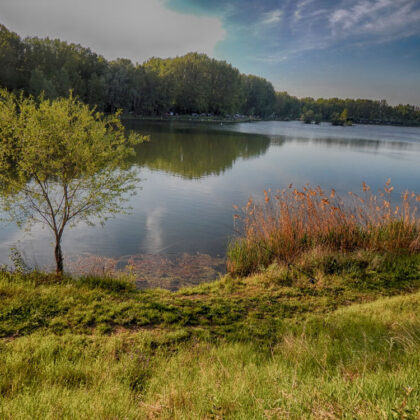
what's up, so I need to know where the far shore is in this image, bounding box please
[121,114,420,127]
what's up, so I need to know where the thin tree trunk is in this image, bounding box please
[55,239,64,277]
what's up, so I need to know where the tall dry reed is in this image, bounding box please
[228,180,420,276]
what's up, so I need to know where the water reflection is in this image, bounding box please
[127,121,270,179]
[228,120,420,144]
[269,135,419,152]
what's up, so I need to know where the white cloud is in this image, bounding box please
[330,0,393,29]
[283,0,420,56]
[293,0,316,22]
[253,54,288,63]
[329,0,420,39]
[261,9,283,25]
[0,0,226,63]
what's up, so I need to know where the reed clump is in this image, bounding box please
[228,180,420,276]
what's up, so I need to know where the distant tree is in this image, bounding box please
[28,68,57,98]
[86,72,107,109]
[274,91,302,119]
[143,53,244,115]
[314,113,322,124]
[0,25,25,90]
[340,108,348,122]
[301,109,314,124]
[206,58,242,115]
[331,112,342,126]
[241,74,276,117]
[105,59,137,112]
[340,108,352,125]
[0,90,146,275]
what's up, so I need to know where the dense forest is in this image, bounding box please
[1,24,419,125]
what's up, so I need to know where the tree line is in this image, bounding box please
[1,24,419,125]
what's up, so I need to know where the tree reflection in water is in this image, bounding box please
[127,121,270,179]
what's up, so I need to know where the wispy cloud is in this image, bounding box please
[293,0,316,22]
[330,0,393,29]
[261,9,283,25]
[253,54,288,63]
[271,0,420,57]
[329,0,420,40]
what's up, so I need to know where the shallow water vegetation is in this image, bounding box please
[228,182,420,276]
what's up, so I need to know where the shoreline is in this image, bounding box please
[121,114,420,127]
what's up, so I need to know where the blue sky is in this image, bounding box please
[1,0,420,105]
[165,0,420,105]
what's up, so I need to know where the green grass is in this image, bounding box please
[0,250,419,418]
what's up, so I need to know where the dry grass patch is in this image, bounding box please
[228,181,420,276]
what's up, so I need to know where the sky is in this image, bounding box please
[1,0,420,105]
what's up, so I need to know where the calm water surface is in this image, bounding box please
[1,121,419,286]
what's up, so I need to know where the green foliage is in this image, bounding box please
[340,108,349,122]
[0,25,25,91]
[300,109,315,124]
[8,248,30,274]
[331,108,352,126]
[0,89,146,274]
[240,74,276,117]
[331,111,341,125]
[274,91,302,119]
[145,53,244,115]
[314,112,322,124]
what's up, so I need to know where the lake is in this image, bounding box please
[1,120,419,288]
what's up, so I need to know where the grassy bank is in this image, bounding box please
[1,249,419,418]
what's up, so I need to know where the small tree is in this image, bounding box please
[331,112,342,126]
[300,109,314,124]
[0,90,146,275]
[339,108,349,123]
